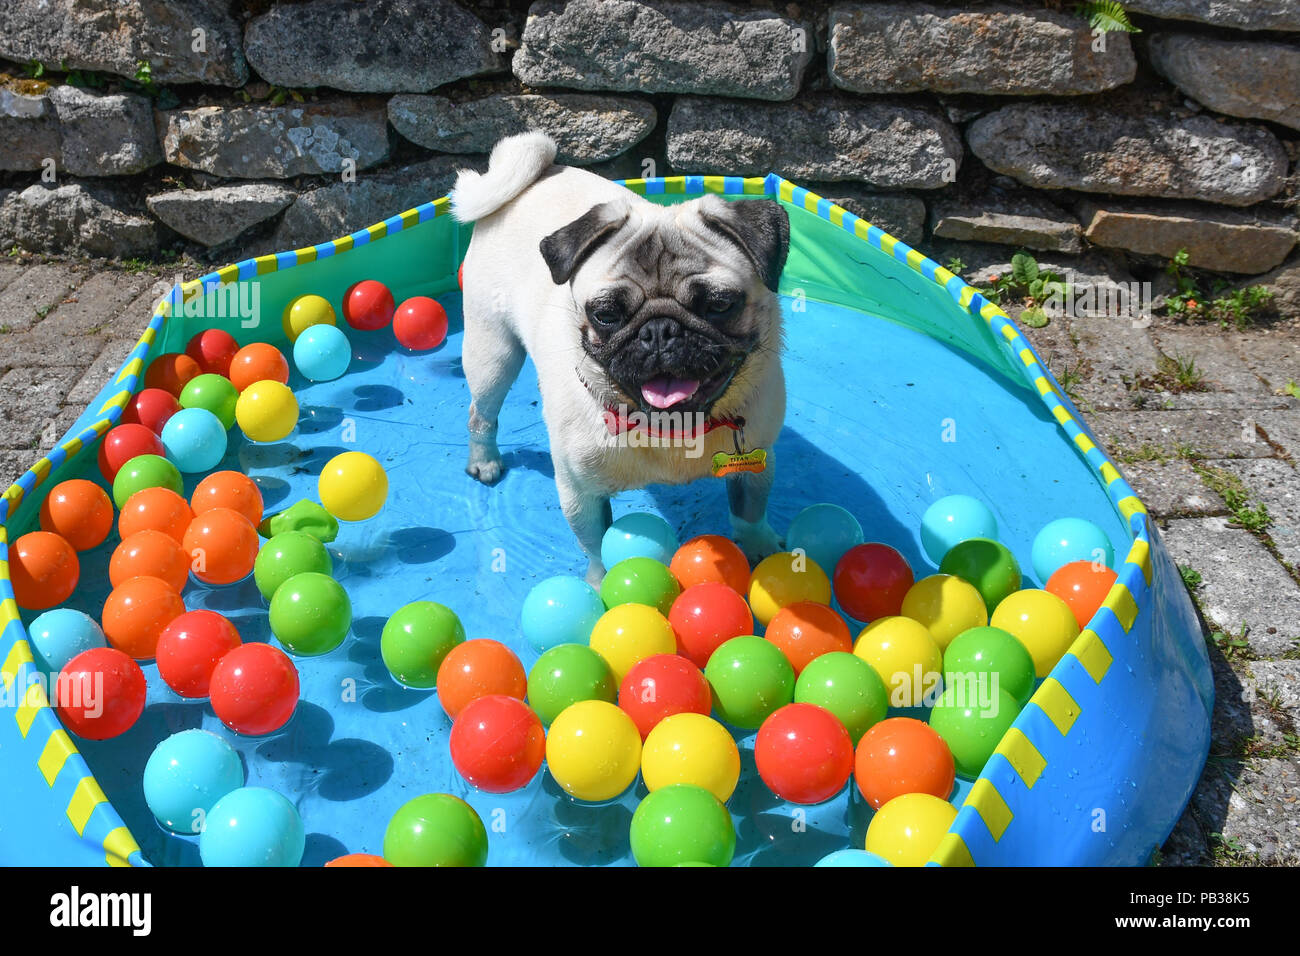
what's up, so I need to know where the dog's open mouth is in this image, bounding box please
[638,358,741,413]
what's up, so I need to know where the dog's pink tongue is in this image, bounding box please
[641,376,700,409]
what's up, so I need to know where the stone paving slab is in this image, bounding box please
[65,338,139,409]
[1189,757,1300,865]
[32,270,153,337]
[1217,458,1300,569]
[1256,410,1300,463]
[1091,408,1276,460]
[1249,660,1300,726]
[1150,327,1289,410]
[0,365,83,450]
[1121,459,1226,516]
[1230,328,1300,396]
[0,449,33,492]
[0,262,86,336]
[1066,314,1160,410]
[38,405,88,451]
[0,329,117,372]
[0,261,24,292]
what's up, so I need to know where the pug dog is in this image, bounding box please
[450,132,788,584]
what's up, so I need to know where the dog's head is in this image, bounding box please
[540,194,789,418]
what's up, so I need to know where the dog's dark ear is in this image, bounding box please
[699,198,790,292]
[539,201,629,285]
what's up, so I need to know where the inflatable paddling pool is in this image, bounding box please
[0,172,1213,867]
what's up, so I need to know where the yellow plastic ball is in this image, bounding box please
[900,574,988,650]
[282,294,336,343]
[990,588,1080,678]
[317,451,388,522]
[853,616,942,708]
[748,552,831,627]
[588,603,676,683]
[641,712,740,802]
[234,379,299,442]
[545,699,642,802]
[865,793,958,867]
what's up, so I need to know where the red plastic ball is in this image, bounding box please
[435,639,527,719]
[1046,560,1118,630]
[185,328,240,377]
[833,543,914,623]
[754,702,854,805]
[10,531,79,610]
[97,423,165,482]
[854,716,955,810]
[457,263,464,290]
[156,609,242,698]
[764,601,853,675]
[618,653,712,739]
[121,388,181,435]
[667,581,754,668]
[393,296,448,351]
[209,642,300,735]
[55,647,146,740]
[449,694,546,793]
[143,352,202,397]
[344,280,396,331]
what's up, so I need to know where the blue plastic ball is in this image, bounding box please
[786,503,863,577]
[815,849,893,867]
[27,608,106,676]
[601,512,679,568]
[160,407,228,473]
[920,495,998,565]
[1031,517,1115,583]
[199,787,304,867]
[292,323,352,382]
[144,729,244,834]
[520,575,606,653]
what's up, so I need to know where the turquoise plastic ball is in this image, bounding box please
[292,323,352,382]
[920,494,998,565]
[520,575,605,653]
[815,849,893,867]
[143,729,244,834]
[198,787,304,867]
[160,407,228,473]
[786,503,864,579]
[601,512,679,567]
[1030,517,1114,583]
[28,608,106,676]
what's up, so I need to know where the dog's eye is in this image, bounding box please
[705,292,744,321]
[586,302,624,329]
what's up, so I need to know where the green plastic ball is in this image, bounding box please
[939,537,1022,615]
[254,531,333,601]
[704,635,794,730]
[929,685,1022,778]
[268,571,351,656]
[794,651,888,744]
[630,784,735,867]
[526,643,617,725]
[380,601,465,689]
[180,373,240,429]
[111,454,183,509]
[383,793,487,867]
[599,556,681,615]
[943,625,1037,706]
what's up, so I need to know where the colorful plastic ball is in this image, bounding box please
[865,793,957,867]
[748,551,831,627]
[121,387,181,434]
[119,486,193,543]
[182,507,259,586]
[640,712,740,801]
[383,794,487,867]
[588,602,677,683]
[943,625,1036,707]
[900,574,988,651]
[601,512,680,567]
[229,342,290,392]
[55,647,146,740]
[110,529,190,592]
[852,616,943,709]
[156,609,242,698]
[816,849,892,867]
[28,608,106,676]
[254,531,333,602]
[393,296,448,350]
[619,654,712,740]
[380,601,465,689]
[630,784,735,868]
[546,699,642,802]
[832,542,913,624]
[794,651,889,745]
[929,685,1022,779]
[269,571,351,657]
[111,453,182,509]
[200,787,305,867]
[668,581,753,668]
[161,407,228,473]
[192,470,264,527]
[1031,517,1114,583]
[38,479,113,551]
[670,534,751,594]
[854,717,955,810]
[98,423,165,483]
[786,503,864,583]
[526,643,617,726]
[449,694,546,793]
[185,328,240,376]
[764,601,853,675]
[209,642,300,735]
[318,451,388,522]
[755,703,854,805]
[10,531,79,610]
[939,537,1023,616]
[179,373,240,429]
[436,639,527,719]
[520,575,604,653]
[101,574,186,660]
[143,352,202,397]
[281,293,336,343]
[293,323,352,382]
[704,635,795,730]
[343,279,395,331]
[990,589,1080,678]
[1046,560,1118,630]
[143,729,244,833]
[325,854,392,867]
[235,379,298,442]
[920,494,998,566]
[599,556,681,615]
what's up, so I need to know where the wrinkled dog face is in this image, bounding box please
[540,194,790,417]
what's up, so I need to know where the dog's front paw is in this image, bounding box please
[584,560,607,588]
[466,444,505,484]
[733,520,783,565]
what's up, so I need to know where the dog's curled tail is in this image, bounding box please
[449,131,558,223]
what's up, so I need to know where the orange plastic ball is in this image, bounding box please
[764,601,853,675]
[1046,560,1119,630]
[10,531,80,610]
[110,530,191,593]
[119,487,195,543]
[38,479,114,551]
[435,639,527,720]
[669,534,751,594]
[854,716,956,810]
[229,343,290,392]
[143,352,202,398]
[101,575,186,660]
[181,508,259,586]
[191,471,264,526]
[324,854,392,867]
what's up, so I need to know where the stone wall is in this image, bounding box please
[0,0,1296,284]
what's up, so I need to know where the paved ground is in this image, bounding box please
[1,252,1297,865]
